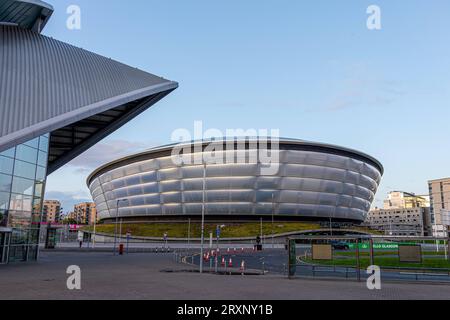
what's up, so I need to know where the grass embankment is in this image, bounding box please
[302,250,450,269]
[302,257,450,269]
[84,222,322,238]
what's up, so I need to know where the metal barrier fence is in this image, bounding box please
[287,235,450,283]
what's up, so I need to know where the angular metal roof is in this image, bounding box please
[0,0,54,33]
[0,25,178,174]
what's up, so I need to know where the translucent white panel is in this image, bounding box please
[160,180,181,192]
[139,159,160,172]
[182,166,204,179]
[91,186,103,199]
[123,164,141,177]
[205,203,232,214]
[206,164,232,177]
[206,191,231,202]
[183,191,201,203]
[358,175,378,192]
[206,177,256,190]
[254,203,274,215]
[163,204,183,215]
[342,183,356,196]
[278,204,298,215]
[322,180,344,194]
[256,177,280,189]
[322,167,347,182]
[159,168,181,180]
[130,207,147,216]
[142,183,159,194]
[129,197,145,206]
[144,194,160,205]
[296,191,320,205]
[347,158,363,173]
[230,191,254,202]
[299,178,323,192]
[318,193,339,206]
[184,204,202,214]
[113,188,128,199]
[282,164,305,177]
[124,175,142,187]
[279,190,301,203]
[158,157,178,169]
[94,193,106,204]
[161,192,182,204]
[345,171,360,185]
[89,178,100,190]
[141,171,157,183]
[297,204,318,217]
[183,179,203,191]
[230,164,258,176]
[127,185,143,196]
[256,190,280,202]
[112,179,126,189]
[315,205,335,217]
[354,186,372,201]
[209,203,252,214]
[336,195,353,207]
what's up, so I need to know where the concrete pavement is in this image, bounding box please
[1,251,450,300]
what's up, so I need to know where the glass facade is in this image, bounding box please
[0,134,49,263]
[89,143,383,223]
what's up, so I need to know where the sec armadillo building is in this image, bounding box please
[87,138,383,224]
[0,0,178,263]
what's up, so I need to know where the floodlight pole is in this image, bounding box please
[200,162,206,274]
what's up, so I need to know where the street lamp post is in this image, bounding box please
[271,193,275,249]
[114,199,128,256]
[93,211,97,248]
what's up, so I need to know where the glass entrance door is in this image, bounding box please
[0,231,11,264]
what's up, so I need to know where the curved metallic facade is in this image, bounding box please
[88,139,383,223]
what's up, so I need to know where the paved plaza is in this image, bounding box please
[1,251,450,300]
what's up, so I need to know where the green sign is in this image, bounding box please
[347,243,406,250]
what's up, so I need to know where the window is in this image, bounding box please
[15,145,38,164]
[11,176,34,195]
[13,160,36,179]
[0,156,14,174]
[0,173,12,192]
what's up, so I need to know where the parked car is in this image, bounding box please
[330,240,350,250]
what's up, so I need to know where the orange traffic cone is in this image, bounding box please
[228,258,233,268]
[221,257,225,267]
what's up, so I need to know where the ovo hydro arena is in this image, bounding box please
[87,138,383,224]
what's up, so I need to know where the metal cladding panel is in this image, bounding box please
[0,25,178,154]
[88,142,383,223]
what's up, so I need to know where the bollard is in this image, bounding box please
[240,260,245,275]
[119,244,124,255]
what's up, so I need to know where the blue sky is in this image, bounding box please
[43,0,450,212]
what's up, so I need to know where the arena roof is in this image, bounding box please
[87,138,384,185]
